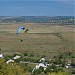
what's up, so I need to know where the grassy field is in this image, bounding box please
[0,23,75,59]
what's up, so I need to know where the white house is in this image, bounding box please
[32,58,50,72]
[32,62,49,72]
[39,58,45,62]
[13,55,21,60]
[65,64,72,68]
[6,59,14,64]
[32,63,47,72]
[0,54,3,58]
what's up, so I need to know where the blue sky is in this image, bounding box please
[0,0,74,16]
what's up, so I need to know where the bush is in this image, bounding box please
[24,53,28,56]
[71,70,75,74]
[46,64,57,73]
[29,53,34,57]
[48,72,69,75]
[71,63,75,68]
[28,67,33,72]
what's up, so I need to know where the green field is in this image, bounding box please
[0,23,75,59]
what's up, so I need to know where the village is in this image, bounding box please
[0,51,75,75]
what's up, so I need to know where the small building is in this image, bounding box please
[0,54,3,58]
[6,59,14,64]
[32,62,49,72]
[32,58,49,72]
[13,55,21,60]
[39,58,45,62]
[32,63,47,72]
[65,58,73,68]
[65,64,72,68]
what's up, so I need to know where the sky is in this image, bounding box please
[0,0,74,16]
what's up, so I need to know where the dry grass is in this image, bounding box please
[0,23,75,58]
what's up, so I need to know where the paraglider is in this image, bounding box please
[16,26,25,34]
[16,26,25,42]
[20,39,23,42]
[25,29,29,33]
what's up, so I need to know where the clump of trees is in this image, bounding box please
[48,72,69,75]
[71,70,75,74]
[0,58,26,75]
[45,64,64,74]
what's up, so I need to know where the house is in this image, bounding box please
[6,59,14,64]
[32,58,50,72]
[32,57,49,72]
[13,55,21,60]
[0,54,3,58]
[65,58,73,68]
[39,58,45,62]
[65,64,72,68]
[32,62,49,72]
[32,62,47,72]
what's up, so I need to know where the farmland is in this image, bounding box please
[0,23,75,58]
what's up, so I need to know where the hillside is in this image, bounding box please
[0,23,75,75]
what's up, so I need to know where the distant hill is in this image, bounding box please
[0,16,74,25]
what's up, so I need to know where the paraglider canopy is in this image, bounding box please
[16,26,25,42]
[16,26,25,34]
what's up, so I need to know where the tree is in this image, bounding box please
[24,53,28,56]
[46,64,57,73]
[0,58,7,75]
[71,70,75,74]
[48,72,69,75]
[7,63,26,75]
[0,58,26,75]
